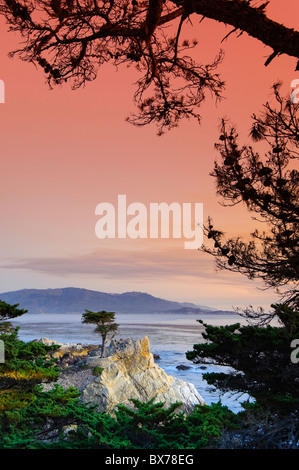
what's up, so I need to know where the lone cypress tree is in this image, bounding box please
[81,310,119,358]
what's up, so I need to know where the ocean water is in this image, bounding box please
[11,312,255,413]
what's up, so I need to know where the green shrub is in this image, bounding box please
[92,366,103,377]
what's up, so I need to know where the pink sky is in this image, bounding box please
[0,0,298,310]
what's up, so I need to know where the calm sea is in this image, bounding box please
[12,312,256,413]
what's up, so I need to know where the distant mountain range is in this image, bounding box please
[0,287,226,315]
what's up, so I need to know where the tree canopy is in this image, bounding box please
[186,87,299,436]
[0,299,27,322]
[0,299,27,333]
[81,310,119,357]
[203,85,299,321]
[1,0,298,134]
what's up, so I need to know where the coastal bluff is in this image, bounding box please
[41,336,206,414]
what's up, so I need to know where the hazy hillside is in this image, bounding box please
[0,287,216,314]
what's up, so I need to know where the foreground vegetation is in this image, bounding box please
[0,322,298,449]
[0,325,238,449]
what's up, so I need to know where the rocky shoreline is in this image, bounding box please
[40,336,206,414]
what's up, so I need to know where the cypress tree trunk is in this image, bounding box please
[101,334,107,358]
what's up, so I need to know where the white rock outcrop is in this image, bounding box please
[44,337,206,414]
[46,336,205,414]
[37,337,98,367]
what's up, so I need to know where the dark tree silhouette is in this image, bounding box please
[0,299,27,332]
[1,0,298,134]
[187,92,299,426]
[0,299,27,322]
[203,84,299,323]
